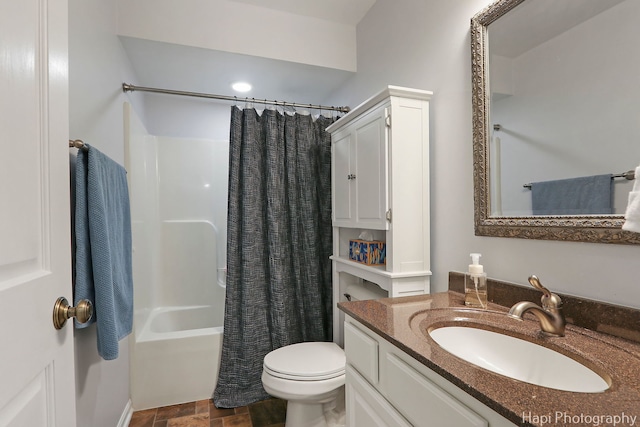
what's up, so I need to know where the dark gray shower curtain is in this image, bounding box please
[213,106,336,408]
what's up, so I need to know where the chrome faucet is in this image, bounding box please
[508,275,566,336]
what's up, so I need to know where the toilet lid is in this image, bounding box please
[263,342,345,380]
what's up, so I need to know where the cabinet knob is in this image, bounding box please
[347,174,357,180]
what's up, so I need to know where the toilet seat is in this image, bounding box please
[263,342,345,381]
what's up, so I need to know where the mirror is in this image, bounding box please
[471,0,640,244]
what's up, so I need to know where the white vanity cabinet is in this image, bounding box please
[344,317,516,427]
[328,86,433,344]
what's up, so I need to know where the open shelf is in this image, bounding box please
[331,255,431,296]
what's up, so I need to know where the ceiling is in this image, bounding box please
[121,1,378,108]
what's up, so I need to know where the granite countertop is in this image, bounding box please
[338,291,640,427]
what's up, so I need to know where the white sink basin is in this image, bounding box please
[429,326,610,393]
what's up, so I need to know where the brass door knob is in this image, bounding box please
[53,297,93,330]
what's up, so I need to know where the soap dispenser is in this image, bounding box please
[465,253,487,308]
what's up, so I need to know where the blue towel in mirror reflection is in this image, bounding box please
[531,174,613,215]
[74,144,133,360]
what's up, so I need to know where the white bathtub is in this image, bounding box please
[145,305,221,337]
[130,305,223,410]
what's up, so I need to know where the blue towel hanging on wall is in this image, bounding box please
[74,144,133,360]
[531,174,613,215]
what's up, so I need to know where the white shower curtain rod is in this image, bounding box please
[122,83,350,113]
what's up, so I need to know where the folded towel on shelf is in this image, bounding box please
[622,166,640,233]
[531,174,613,215]
[74,144,133,360]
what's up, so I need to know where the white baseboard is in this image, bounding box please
[117,399,133,427]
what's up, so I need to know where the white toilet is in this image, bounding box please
[261,341,346,427]
[262,281,387,426]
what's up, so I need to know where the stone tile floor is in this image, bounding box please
[129,398,286,427]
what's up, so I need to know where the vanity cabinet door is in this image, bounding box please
[346,366,411,427]
[385,353,488,427]
[344,321,379,385]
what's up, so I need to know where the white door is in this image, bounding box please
[0,0,76,426]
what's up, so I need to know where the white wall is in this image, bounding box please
[69,0,142,425]
[343,0,640,309]
[144,95,232,141]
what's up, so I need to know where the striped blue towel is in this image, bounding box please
[74,144,133,360]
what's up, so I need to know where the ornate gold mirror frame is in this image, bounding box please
[471,0,640,245]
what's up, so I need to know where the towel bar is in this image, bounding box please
[69,139,88,151]
[524,170,635,189]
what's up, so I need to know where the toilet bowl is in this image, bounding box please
[261,342,346,427]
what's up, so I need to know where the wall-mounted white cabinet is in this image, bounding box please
[328,86,433,344]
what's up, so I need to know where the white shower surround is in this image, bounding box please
[125,103,229,409]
